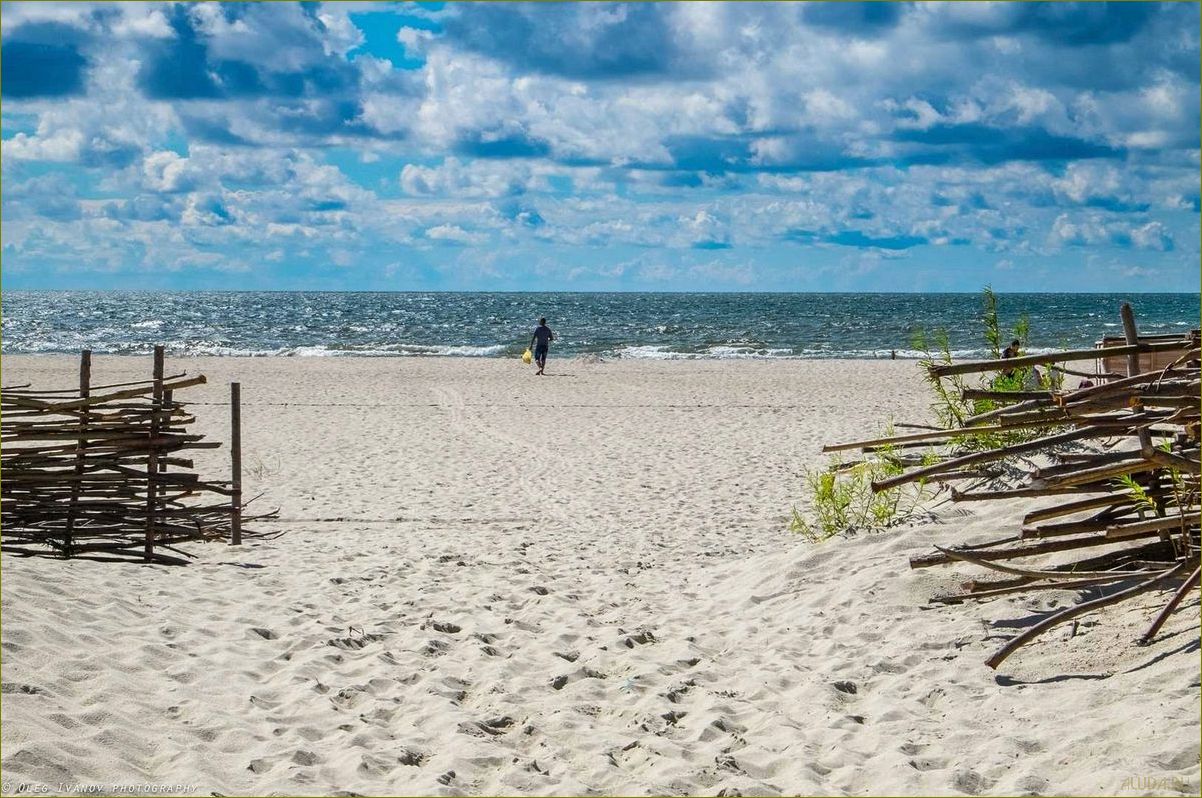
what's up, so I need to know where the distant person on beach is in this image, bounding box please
[530,317,554,375]
[1001,338,1021,377]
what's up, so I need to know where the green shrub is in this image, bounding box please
[913,286,1061,451]
[790,433,939,541]
[793,288,1064,541]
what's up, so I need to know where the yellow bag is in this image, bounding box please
[522,348,533,364]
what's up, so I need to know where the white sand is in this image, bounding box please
[2,355,1197,797]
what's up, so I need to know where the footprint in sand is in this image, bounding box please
[421,639,450,656]
[715,753,745,774]
[0,683,44,695]
[249,694,280,710]
[457,716,516,737]
[662,678,696,704]
[950,769,991,794]
[329,686,370,711]
[552,667,607,691]
[710,717,745,734]
[621,628,657,647]
[397,749,426,766]
[431,676,470,705]
[291,750,320,766]
[357,749,425,774]
[327,632,385,650]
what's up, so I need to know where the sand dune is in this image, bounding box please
[2,356,1197,796]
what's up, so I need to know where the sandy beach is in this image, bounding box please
[1,355,1198,797]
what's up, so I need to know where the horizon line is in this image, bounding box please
[4,289,1200,296]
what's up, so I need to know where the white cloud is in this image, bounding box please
[399,157,543,198]
[141,151,195,192]
[425,223,487,245]
[1130,221,1173,251]
[110,7,174,39]
[398,26,435,55]
[1048,213,1175,251]
[2,130,84,162]
[0,1,1196,288]
[679,209,731,247]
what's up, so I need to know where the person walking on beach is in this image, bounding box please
[530,317,554,375]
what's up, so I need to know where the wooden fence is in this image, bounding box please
[1,346,270,565]
[823,304,1199,668]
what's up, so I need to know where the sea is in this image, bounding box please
[2,292,1198,360]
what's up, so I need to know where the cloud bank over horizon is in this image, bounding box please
[1,1,1198,291]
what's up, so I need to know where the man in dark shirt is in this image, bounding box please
[530,317,554,375]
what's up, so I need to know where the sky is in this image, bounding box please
[1,1,1199,292]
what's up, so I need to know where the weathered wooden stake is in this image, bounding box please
[1121,302,1158,461]
[1120,303,1142,378]
[63,349,92,556]
[230,381,242,546]
[145,346,164,561]
[1139,565,1201,645]
[159,389,173,472]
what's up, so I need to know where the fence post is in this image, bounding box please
[230,381,242,546]
[1120,303,1156,461]
[159,388,173,472]
[145,345,164,562]
[1119,303,1141,378]
[64,349,91,557]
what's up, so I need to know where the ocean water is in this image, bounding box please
[2,292,1197,360]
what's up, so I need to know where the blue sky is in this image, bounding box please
[1,1,1198,292]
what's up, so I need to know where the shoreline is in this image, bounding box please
[2,348,954,361]
[5,293,1197,366]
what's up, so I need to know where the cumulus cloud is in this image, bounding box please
[2,129,84,161]
[400,157,539,198]
[680,209,732,249]
[425,223,487,245]
[141,151,197,193]
[1048,213,1175,251]
[0,1,1197,289]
